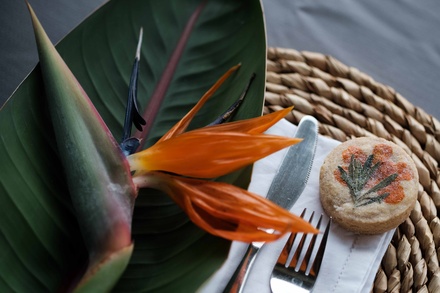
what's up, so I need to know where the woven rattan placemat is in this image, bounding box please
[265,47,440,292]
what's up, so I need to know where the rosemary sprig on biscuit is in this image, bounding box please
[338,154,398,207]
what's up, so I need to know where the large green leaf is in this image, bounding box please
[0,0,266,291]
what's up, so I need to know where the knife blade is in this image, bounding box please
[223,115,319,293]
[266,115,319,209]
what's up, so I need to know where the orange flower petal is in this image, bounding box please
[159,64,241,142]
[134,172,318,242]
[128,130,301,178]
[201,106,293,134]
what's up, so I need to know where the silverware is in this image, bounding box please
[223,116,319,293]
[270,209,330,293]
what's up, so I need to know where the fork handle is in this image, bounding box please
[223,243,261,293]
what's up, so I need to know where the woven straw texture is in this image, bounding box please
[265,47,440,292]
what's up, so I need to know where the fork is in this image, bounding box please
[270,210,330,293]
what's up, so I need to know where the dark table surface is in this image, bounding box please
[1,0,439,121]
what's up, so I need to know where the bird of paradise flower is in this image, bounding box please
[26,2,317,291]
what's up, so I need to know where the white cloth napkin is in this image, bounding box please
[200,118,394,293]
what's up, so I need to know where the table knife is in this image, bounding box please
[223,115,319,293]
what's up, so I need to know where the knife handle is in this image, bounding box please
[223,242,263,293]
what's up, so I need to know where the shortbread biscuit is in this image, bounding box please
[320,137,418,234]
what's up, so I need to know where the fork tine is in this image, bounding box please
[270,210,330,293]
[291,211,315,272]
[274,209,307,267]
[275,230,296,267]
[286,212,330,276]
[309,218,331,276]
[303,214,324,275]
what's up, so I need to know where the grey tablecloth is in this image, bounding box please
[1,1,439,117]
